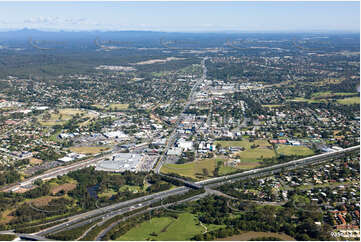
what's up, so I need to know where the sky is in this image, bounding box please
[0,1,359,32]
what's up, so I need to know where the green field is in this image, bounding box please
[262,104,284,108]
[161,158,221,180]
[311,91,358,99]
[215,139,276,164]
[288,97,326,104]
[92,103,129,110]
[69,146,109,155]
[38,108,97,126]
[117,213,224,241]
[336,96,360,105]
[277,145,314,156]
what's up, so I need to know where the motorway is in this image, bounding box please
[23,145,358,239]
[34,186,190,236]
[153,57,208,173]
[1,152,113,192]
[0,145,358,240]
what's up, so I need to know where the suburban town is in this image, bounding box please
[0,2,359,241]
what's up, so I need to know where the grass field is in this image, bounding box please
[288,97,326,104]
[117,213,224,241]
[215,139,276,164]
[311,91,358,99]
[161,158,222,180]
[98,189,118,198]
[38,108,97,126]
[69,146,109,155]
[92,103,129,110]
[262,104,284,108]
[336,96,360,105]
[277,144,314,156]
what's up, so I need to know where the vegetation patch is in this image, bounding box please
[116,213,214,241]
[161,158,221,180]
[217,231,295,241]
[276,145,314,157]
[69,146,109,155]
[50,183,77,195]
[0,234,17,241]
[336,96,360,105]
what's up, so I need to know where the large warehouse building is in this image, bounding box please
[96,153,143,172]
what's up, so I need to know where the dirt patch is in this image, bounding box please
[0,209,15,224]
[50,183,76,195]
[217,231,296,241]
[29,196,56,207]
[29,158,43,165]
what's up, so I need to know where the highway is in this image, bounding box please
[1,152,113,192]
[1,145,357,240]
[153,57,207,173]
[35,186,190,236]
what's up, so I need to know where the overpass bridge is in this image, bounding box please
[159,174,202,189]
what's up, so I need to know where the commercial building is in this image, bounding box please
[95,153,143,172]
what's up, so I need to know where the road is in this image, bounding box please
[1,152,113,192]
[35,186,190,236]
[153,57,208,173]
[2,145,358,240]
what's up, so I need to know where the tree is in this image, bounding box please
[202,168,209,177]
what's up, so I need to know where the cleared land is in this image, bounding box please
[277,144,314,156]
[117,212,223,241]
[217,231,295,241]
[69,146,109,155]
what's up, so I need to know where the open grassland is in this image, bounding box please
[29,158,43,165]
[38,108,97,126]
[262,104,284,108]
[117,213,224,241]
[336,96,360,105]
[288,97,326,104]
[311,91,358,99]
[98,189,118,198]
[161,158,221,180]
[215,139,276,164]
[69,146,109,154]
[92,103,129,110]
[28,196,57,207]
[277,144,314,156]
[217,231,295,241]
[50,183,77,195]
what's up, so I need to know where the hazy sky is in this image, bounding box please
[0,1,359,32]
